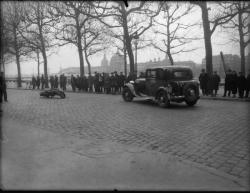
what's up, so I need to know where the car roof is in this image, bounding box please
[147,66,192,70]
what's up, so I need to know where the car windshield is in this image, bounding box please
[171,69,193,80]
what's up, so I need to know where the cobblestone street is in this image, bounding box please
[1,89,250,189]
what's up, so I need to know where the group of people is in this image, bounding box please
[199,68,250,98]
[223,69,250,98]
[31,74,67,91]
[70,71,134,94]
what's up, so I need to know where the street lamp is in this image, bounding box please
[134,32,139,77]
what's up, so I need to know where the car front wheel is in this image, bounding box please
[156,91,170,108]
[184,87,198,106]
[122,87,134,102]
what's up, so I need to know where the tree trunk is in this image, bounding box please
[37,49,40,76]
[14,28,22,87]
[76,17,84,77]
[15,53,21,87]
[123,37,127,77]
[121,4,134,74]
[238,9,245,75]
[166,9,174,66]
[200,2,213,75]
[83,25,91,76]
[167,52,174,66]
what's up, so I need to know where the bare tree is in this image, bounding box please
[49,2,107,77]
[220,2,250,75]
[152,2,199,66]
[2,1,30,87]
[20,1,58,87]
[191,2,240,75]
[89,1,163,74]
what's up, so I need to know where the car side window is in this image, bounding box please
[146,69,157,78]
[157,69,164,80]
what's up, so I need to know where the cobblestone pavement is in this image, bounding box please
[1,89,250,185]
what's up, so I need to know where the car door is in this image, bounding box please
[145,69,165,96]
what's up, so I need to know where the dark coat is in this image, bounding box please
[199,72,208,89]
[246,74,250,89]
[237,75,246,90]
[230,74,238,94]
[211,74,220,90]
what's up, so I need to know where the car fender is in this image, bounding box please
[124,83,137,97]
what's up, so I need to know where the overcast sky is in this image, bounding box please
[4,2,242,76]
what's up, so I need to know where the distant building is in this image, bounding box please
[201,54,241,78]
[59,52,198,77]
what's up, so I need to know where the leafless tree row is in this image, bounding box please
[1,1,249,87]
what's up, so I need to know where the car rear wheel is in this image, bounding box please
[122,87,134,102]
[156,91,170,108]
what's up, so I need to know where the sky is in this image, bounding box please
[4,2,243,76]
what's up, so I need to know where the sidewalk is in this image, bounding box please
[1,118,248,190]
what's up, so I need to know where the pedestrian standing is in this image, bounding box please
[49,75,54,89]
[36,75,40,89]
[199,69,208,96]
[62,74,67,91]
[237,72,246,98]
[71,75,76,92]
[32,76,36,89]
[245,70,250,98]
[211,71,221,96]
[88,74,94,93]
[231,71,238,98]
[0,72,8,102]
[54,75,58,89]
[118,72,125,94]
[223,69,232,97]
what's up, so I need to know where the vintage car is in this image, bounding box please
[122,66,200,107]
[40,89,66,99]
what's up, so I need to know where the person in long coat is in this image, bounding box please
[230,70,238,98]
[0,72,8,102]
[199,69,208,96]
[237,72,246,98]
[54,75,58,89]
[32,76,36,89]
[245,70,250,98]
[211,71,221,96]
[36,75,40,89]
[49,76,54,89]
[41,74,45,89]
[71,75,76,92]
[223,69,232,97]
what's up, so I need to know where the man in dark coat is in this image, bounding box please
[88,74,94,92]
[211,71,221,96]
[231,70,238,98]
[199,69,208,96]
[237,72,246,98]
[245,70,250,98]
[113,71,119,94]
[36,75,40,89]
[54,75,58,89]
[49,75,54,89]
[118,72,125,94]
[0,72,7,102]
[71,75,76,92]
[41,74,45,89]
[223,69,232,97]
[32,76,36,89]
